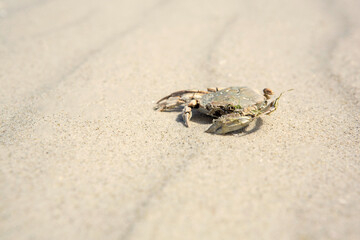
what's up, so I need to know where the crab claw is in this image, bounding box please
[206,114,253,134]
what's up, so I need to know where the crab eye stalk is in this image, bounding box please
[263,88,274,99]
[226,104,235,111]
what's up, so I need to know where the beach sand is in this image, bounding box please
[1,0,359,239]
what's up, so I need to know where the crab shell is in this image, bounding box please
[197,87,268,117]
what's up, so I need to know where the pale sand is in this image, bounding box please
[1,0,360,239]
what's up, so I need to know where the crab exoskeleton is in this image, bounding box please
[155,86,288,134]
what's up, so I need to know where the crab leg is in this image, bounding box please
[182,99,198,127]
[206,113,253,134]
[155,96,186,111]
[207,87,225,92]
[262,89,293,115]
[156,90,208,104]
[155,89,208,111]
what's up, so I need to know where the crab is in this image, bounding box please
[155,86,288,134]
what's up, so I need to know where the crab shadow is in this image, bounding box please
[175,111,214,125]
[175,111,264,136]
[232,118,263,136]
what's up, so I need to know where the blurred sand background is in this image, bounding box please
[1,0,360,239]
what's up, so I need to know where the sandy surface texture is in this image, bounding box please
[1,0,360,239]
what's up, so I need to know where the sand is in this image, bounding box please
[1,0,359,239]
